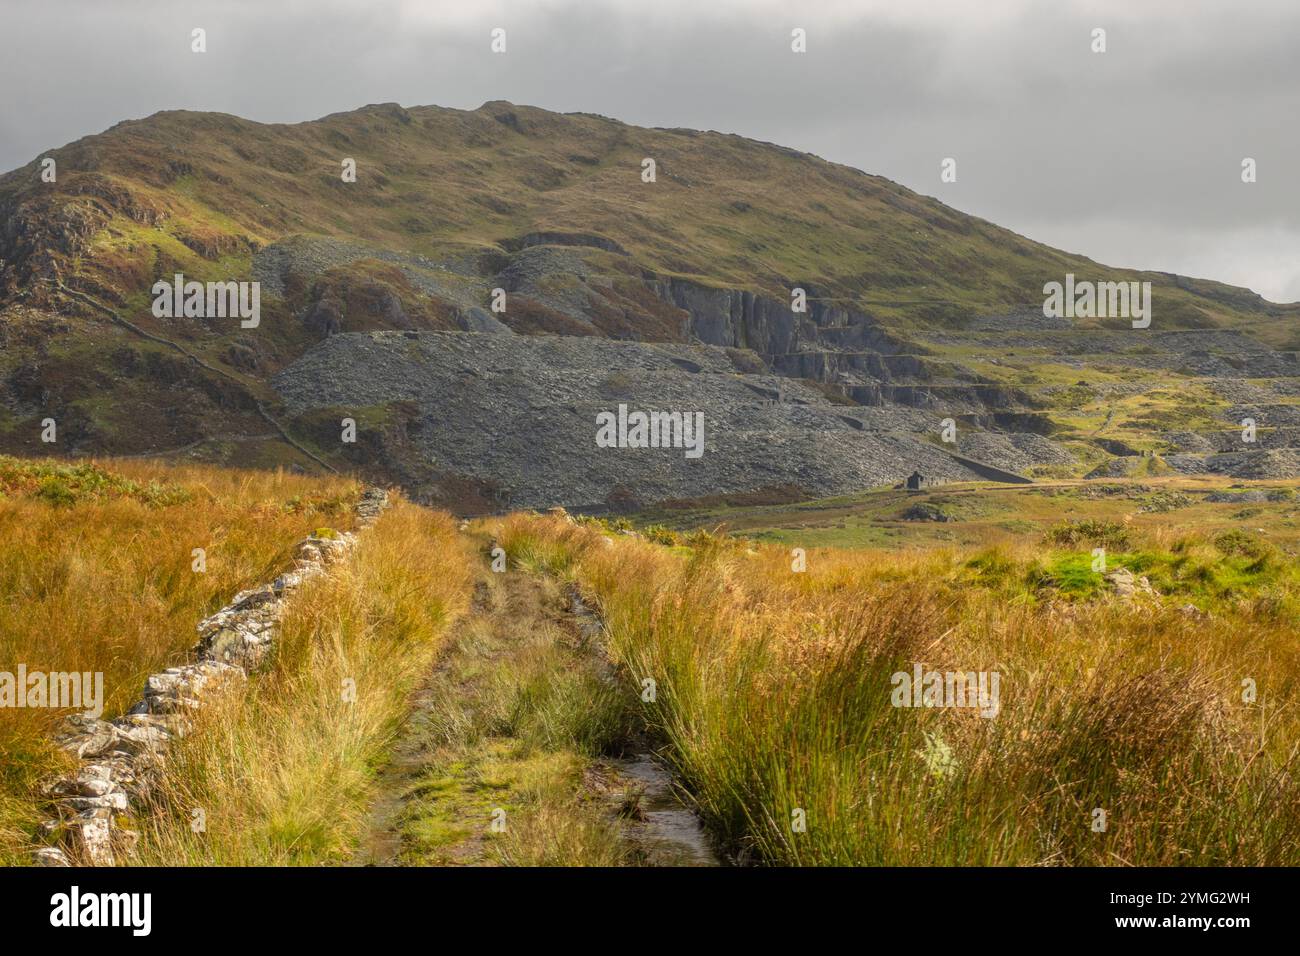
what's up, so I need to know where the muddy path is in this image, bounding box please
[354,562,719,867]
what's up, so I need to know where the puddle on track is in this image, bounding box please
[607,753,721,866]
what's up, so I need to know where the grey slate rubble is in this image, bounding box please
[273,331,1061,511]
[33,488,390,866]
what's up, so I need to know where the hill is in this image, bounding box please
[2,101,1298,509]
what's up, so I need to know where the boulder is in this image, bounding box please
[1105,567,1157,601]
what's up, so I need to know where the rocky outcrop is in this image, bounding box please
[649,276,907,365]
[0,173,168,303]
[771,350,938,384]
[33,488,390,866]
[500,231,628,255]
[847,383,1037,412]
[1105,567,1158,601]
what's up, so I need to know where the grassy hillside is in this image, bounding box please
[2,101,1291,330]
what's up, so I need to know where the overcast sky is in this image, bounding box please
[2,0,1296,301]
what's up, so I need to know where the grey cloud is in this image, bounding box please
[0,0,1294,300]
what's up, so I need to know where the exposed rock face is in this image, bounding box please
[650,276,909,368]
[0,173,168,302]
[273,331,1056,511]
[34,490,390,866]
[303,298,345,337]
[252,234,936,386]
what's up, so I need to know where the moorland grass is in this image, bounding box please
[0,456,361,864]
[493,513,1300,865]
[132,502,473,865]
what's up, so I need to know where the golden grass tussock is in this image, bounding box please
[132,501,473,865]
[490,513,1300,866]
[0,456,362,864]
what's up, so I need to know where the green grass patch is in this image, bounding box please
[0,455,193,507]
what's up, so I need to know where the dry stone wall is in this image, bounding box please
[32,488,391,867]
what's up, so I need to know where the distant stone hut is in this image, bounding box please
[905,470,926,491]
